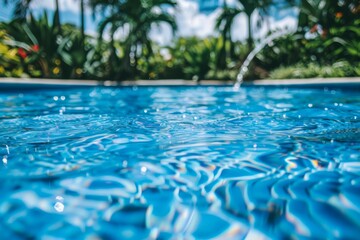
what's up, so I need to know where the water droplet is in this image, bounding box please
[28,155,35,161]
[141,166,147,173]
[2,156,7,165]
[89,91,96,97]
[182,114,186,119]
[54,202,64,212]
[308,103,313,108]
[53,96,59,101]
[56,196,64,201]
[122,160,128,167]
[144,109,148,113]
[298,115,301,119]
[282,114,286,119]
[334,103,339,106]
[194,116,198,120]
[5,145,9,155]
[324,108,328,111]
[354,116,358,120]
[60,96,66,101]
[253,144,257,148]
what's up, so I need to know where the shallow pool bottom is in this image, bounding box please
[0,86,359,239]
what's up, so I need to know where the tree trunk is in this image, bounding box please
[110,30,115,80]
[247,13,252,48]
[80,0,85,68]
[229,34,235,60]
[55,0,61,34]
[219,33,227,69]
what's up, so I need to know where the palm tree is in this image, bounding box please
[4,11,63,77]
[3,0,61,33]
[95,0,177,80]
[75,0,88,67]
[215,2,240,69]
[2,0,31,20]
[125,0,177,63]
[298,0,329,31]
[90,0,128,78]
[215,0,295,48]
[80,0,85,48]
[298,0,358,31]
[239,0,275,47]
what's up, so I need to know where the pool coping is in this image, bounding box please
[0,77,360,89]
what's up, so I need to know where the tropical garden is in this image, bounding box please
[0,0,359,81]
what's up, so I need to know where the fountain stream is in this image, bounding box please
[234,29,296,89]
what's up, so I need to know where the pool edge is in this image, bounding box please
[0,77,360,89]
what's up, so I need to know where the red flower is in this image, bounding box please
[335,12,343,19]
[310,24,318,33]
[18,48,27,59]
[31,44,39,52]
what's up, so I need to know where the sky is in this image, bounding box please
[0,0,298,45]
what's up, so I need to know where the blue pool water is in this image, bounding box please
[0,86,359,239]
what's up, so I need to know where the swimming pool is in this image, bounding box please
[0,86,359,239]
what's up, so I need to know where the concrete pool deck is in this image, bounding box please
[0,77,360,89]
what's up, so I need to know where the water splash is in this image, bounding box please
[234,28,296,89]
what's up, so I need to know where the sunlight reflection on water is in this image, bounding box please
[0,86,359,239]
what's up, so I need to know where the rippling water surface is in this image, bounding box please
[0,86,359,239]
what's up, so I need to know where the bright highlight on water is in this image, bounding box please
[0,86,359,239]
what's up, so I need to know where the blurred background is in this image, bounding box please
[0,0,359,81]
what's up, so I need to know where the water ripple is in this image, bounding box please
[0,86,359,239]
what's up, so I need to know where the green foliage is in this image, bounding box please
[60,23,90,78]
[298,0,359,31]
[269,61,360,79]
[94,0,177,80]
[214,0,281,49]
[0,29,26,77]
[0,11,107,79]
[163,37,241,80]
[83,41,114,79]
[1,11,64,78]
[0,0,359,81]
[137,44,168,80]
[157,37,215,80]
[258,17,360,73]
[181,37,215,80]
[215,6,241,69]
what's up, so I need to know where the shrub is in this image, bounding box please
[269,61,360,79]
